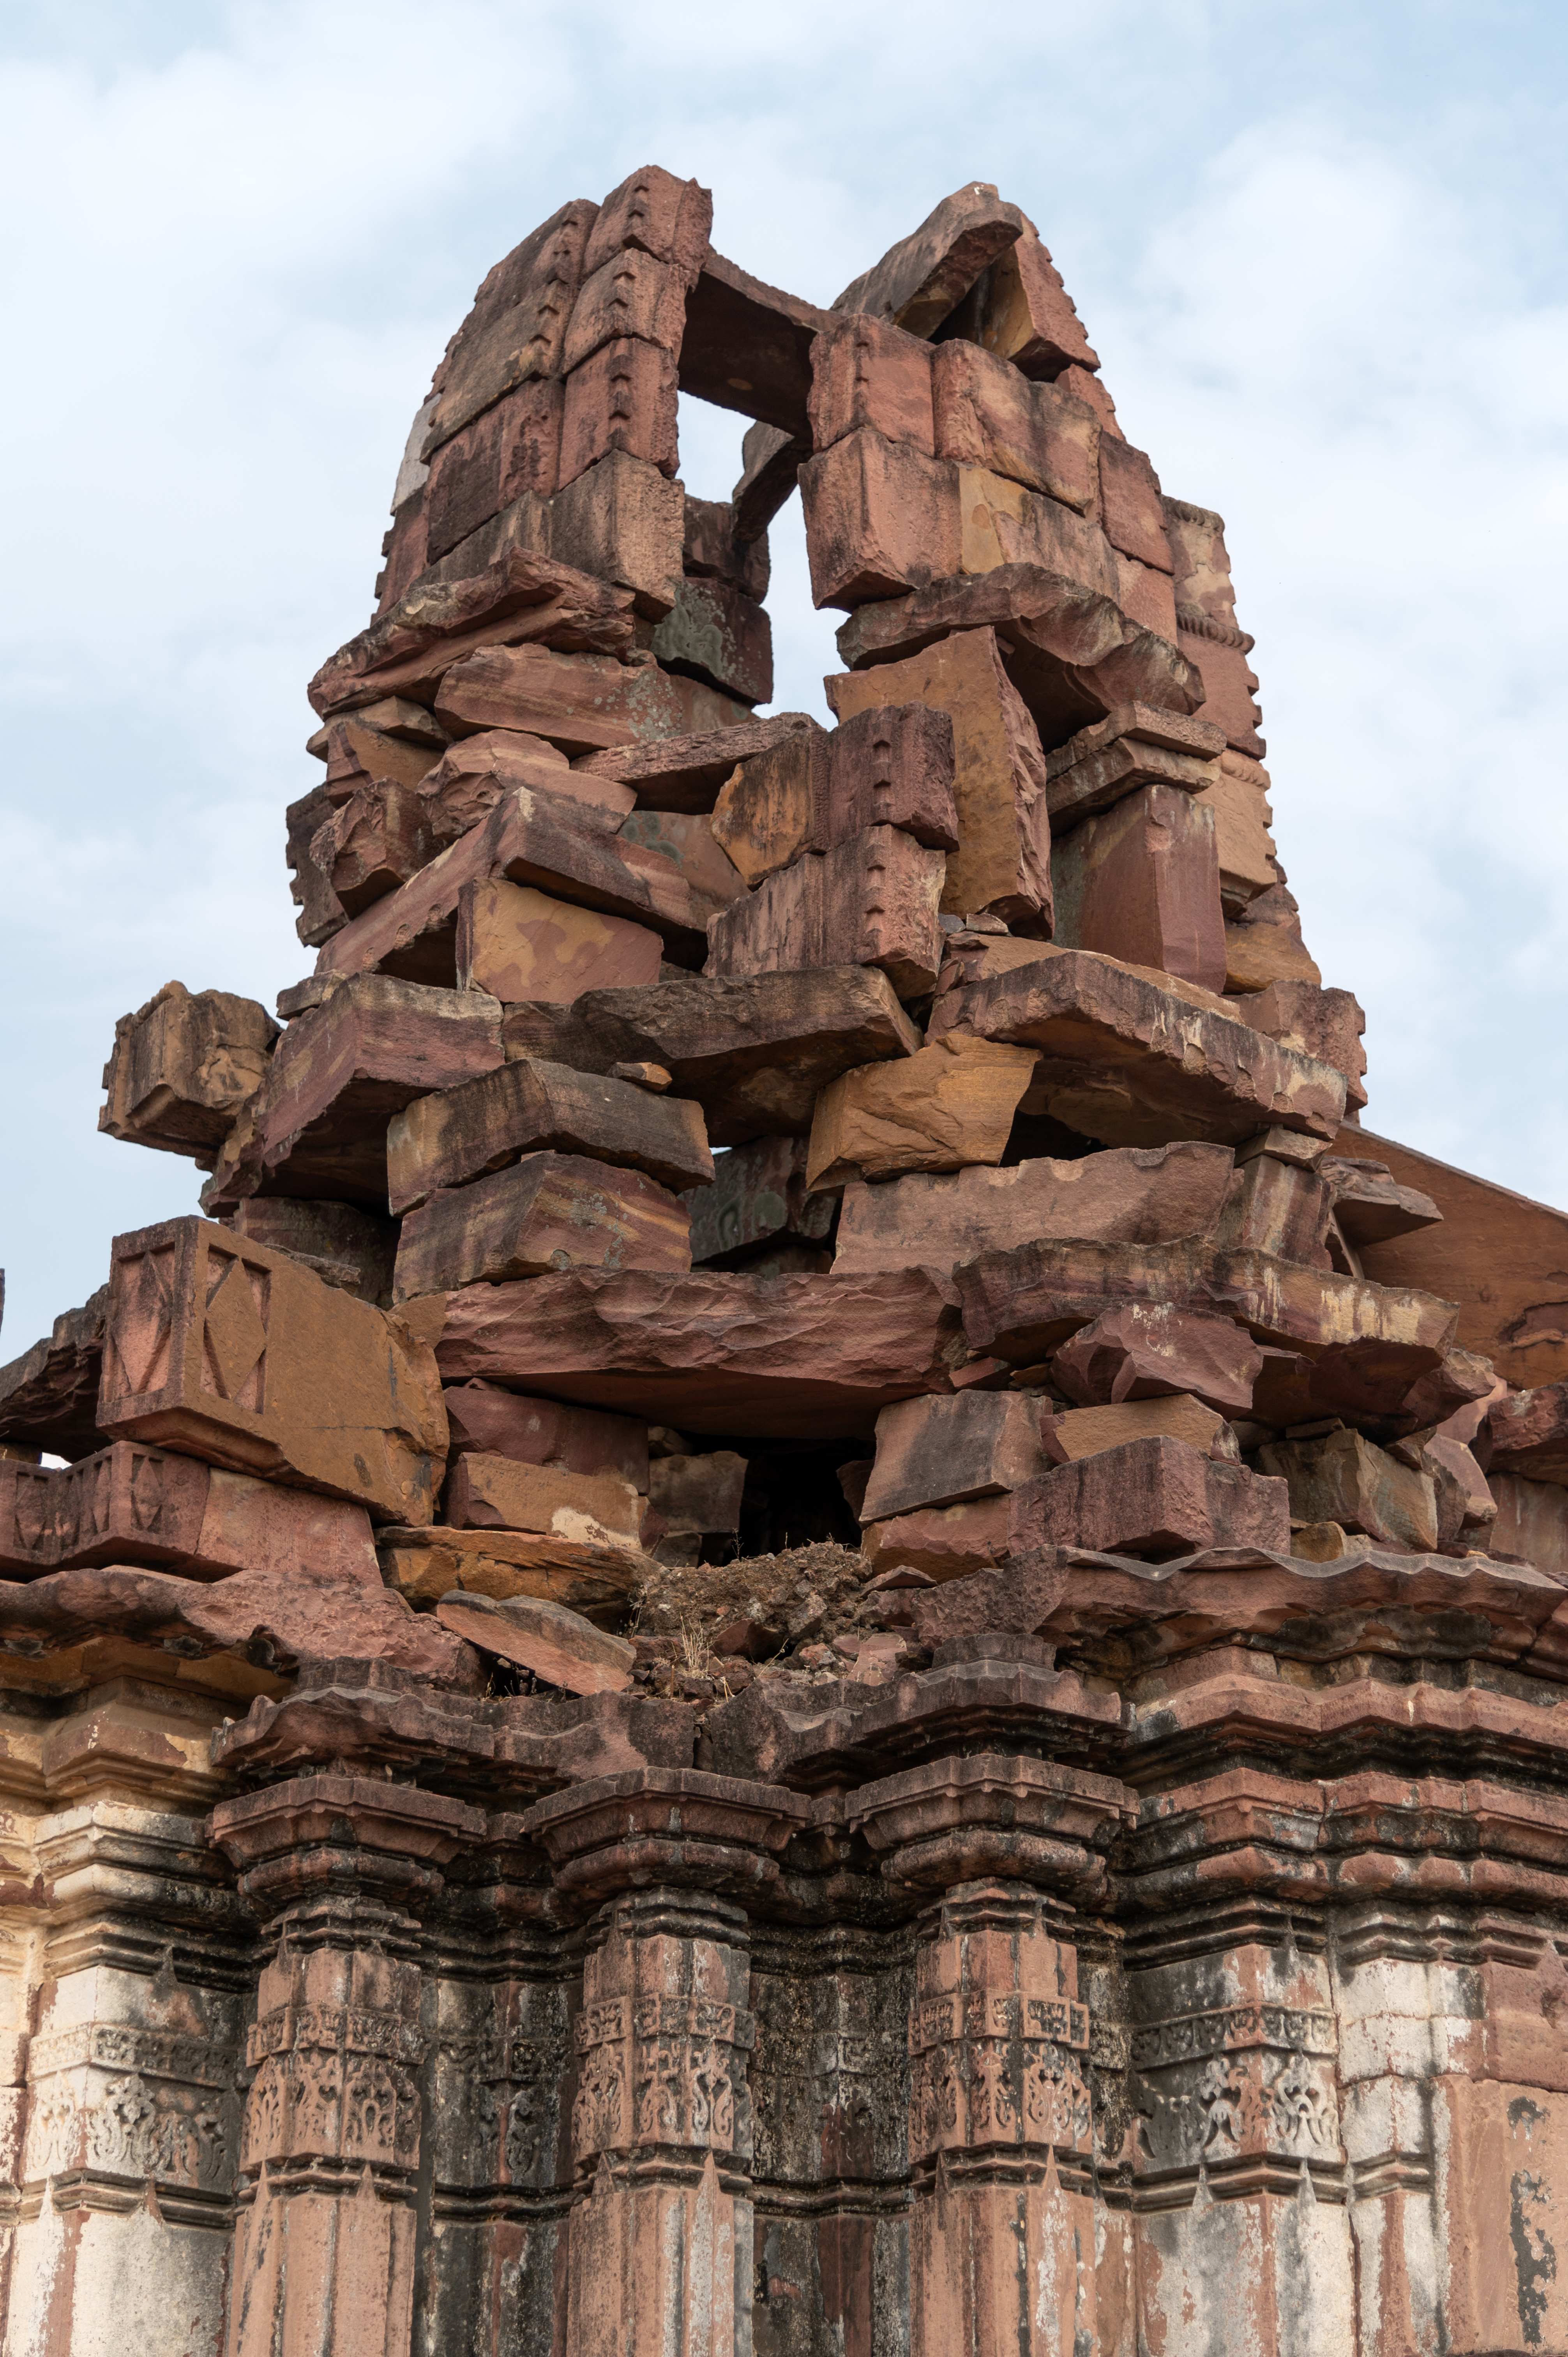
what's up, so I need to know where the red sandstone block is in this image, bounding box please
[976,221,1099,379]
[392,1151,692,1300]
[1098,438,1173,572]
[562,249,692,374]
[931,340,1098,512]
[807,314,935,455]
[558,337,679,488]
[444,1381,650,1489]
[424,379,564,563]
[705,823,946,1001]
[1014,1435,1290,1557]
[1052,1304,1264,1416]
[862,1391,1053,1523]
[826,703,960,850]
[798,428,960,610]
[1049,782,1226,993]
[582,164,712,284]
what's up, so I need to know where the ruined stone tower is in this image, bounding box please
[4,168,1568,2357]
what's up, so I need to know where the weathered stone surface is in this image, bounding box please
[835,564,1204,750]
[1489,1471,1568,1577]
[583,163,712,283]
[379,1520,652,1612]
[456,876,664,1000]
[1487,1381,1568,1485]
[1018,1434,1289,1557]
[1258,1426,1439,1551]
[647,1449,748,1539]
[808,313,935,453]
[436,1588,636,1693]
[419,727,630,845]
[574,710,823,813]
[1052,1302,1263,1414]
[434,642,747,754]
[833,1141,1237,1276]
[247,974,503,1207]
[97,1217,448,1523]
[388,1054,711,1212]
[100,982,277,1158]
[649,572,773,704]
[682,493,770,600]
[444,1449,643,1543]
[546,447,687,617]
[931,338,1098,509]
[708,727,830,884]
[860,1489,1043,1580]
[314,777,440,915]
[827,701,960,850]
[392,1152,692,1300]
[499,965,920,1144]
[1190,746,1279,909]
[1051,779,1225,992]
[1098,436,1173,572]
[312,547,638,717]
[706,823,945,1000]
[422,200,597,454]
[682,1133,835,1266]
[1216,1148,1335,1266]
[1339,1124,1568,1389]
[559,336,679,485]
[1044,1392,1231,1470]
[286,780,348,947]
[974,215,1099,378]
[828,627,1052,925]
[1320,1156,1443,1249]
[929,945,1346,1145]
[229,1196,399,1306]
[0,1288,108,1460]
[316,782,713,986]
[0,1443,380,1581]
[957,464,1121,601]
[1165,496,1267,756]
[436,1265,964,1438]
[1238,981,1367,1112]
[424,378,564,559]
[444,1381,648,1487]
[805,1035,1037,1190]
[862,1391,1052,1523]
[799,426,960,608]
[957,1233,1460,1369]
[561,247,694,373]
[833,182,1026,337]
[617,807,747,908]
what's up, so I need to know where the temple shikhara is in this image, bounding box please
[9,167,1568,2357]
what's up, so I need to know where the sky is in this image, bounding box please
[2,0,1566,1352]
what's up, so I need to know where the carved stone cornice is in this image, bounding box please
[209,1772,484,1926]
[521,1769,816,1910]
[848,1753,1135,1898]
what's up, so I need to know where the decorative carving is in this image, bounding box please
[24,2026,238,2192]
[1132,2005,1341,2173]
[906,1988,1093,2161]
[570,1993,755,2163]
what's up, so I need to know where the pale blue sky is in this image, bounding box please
[3,0,1566,1349]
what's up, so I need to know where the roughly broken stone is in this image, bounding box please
[1042,1394,1229,1464]
[931,338,1098,509]
[419,728,629,845]
[435,1588,636,1694]
[445,1449,643,1544]
[862,1391,1052,1523]
[436,1265,964,1440]
[379,1521,649,1614]
[708,728,830,885]
[832,1141,1237,1276]
[1051,783,1226,994]
[99,982,278,1159]
[649,573,774,705]
[973,215,1099,378]
[387,1053,712,1211]
[1017,1435,1289,1557]
[706,823,945,1000]
[443,1382,648,1489]
[573,711,823,814]
[799,427,961,608]
[435,642,748,754]
[97,1217,448,1523]
[1052,1303,1263,1415]
[805,1035,1037,1190]
[648,1450,748,1540]
[457,877,664,1001]
[808,314,935,454]
[1257,1426,1439,1552]
[929,944,1346,1145]
[499,965,920,1145]
[833,182,1026,337]
[246,974,503,1207]
[683,1134,835,1267]
[392,1152,692,1300]
[1044,702,1224,827]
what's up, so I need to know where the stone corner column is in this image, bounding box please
[209,1772,484,2357]
[847,1739,1136,2357]
[521,1767,814,2357]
